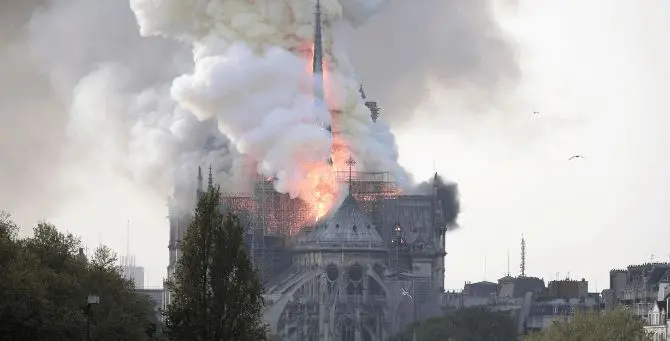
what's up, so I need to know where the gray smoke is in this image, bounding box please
[0,0,246,224]
[0,0,510,225]
[347,0,519,124]
[412,174,461,229]
[0,0,67,224]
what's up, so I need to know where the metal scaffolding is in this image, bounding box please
[221,176,313,284]
[335,170,399,239]
[220,171,441,297]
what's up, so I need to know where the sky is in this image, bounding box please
[1,0,669,291]
[397,0,670,290]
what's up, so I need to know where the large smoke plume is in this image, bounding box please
[412,174,461,229]
[347,0,520,124]
[1,0,513,227]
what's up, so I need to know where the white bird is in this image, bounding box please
[568,155,584,161]
[401,287,413,300]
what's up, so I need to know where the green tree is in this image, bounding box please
[164,183,267,341]
[391,306,518,341]
[0,214,158,341]
[524,308,651,341]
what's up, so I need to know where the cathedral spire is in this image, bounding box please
[313,0,324,101]
[313,0,333,166]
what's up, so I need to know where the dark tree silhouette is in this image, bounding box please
[0,212,158,341]
[164,183,266,341]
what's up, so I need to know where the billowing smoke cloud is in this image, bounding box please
[347,0,520,124]
[1,0,513,227]
[129,0,412,213]
[0,0,69,223]
[412,174,461,229]
[0,0,248,222]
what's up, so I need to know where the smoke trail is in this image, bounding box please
[130,0,410,212]
[0,0,248,223]
[1,0,507,226]
[347,0,520,124]
[0,0,70,223]
[412,174,461,229]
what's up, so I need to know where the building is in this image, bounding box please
[136,288,165,322]
[120,255,144,289]
[603,262,670,340]
[441,275,605,334]
[165,2,450,339]
[605,262,670,318]
[168,168,448,340]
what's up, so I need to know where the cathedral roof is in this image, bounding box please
[295,194,386,251]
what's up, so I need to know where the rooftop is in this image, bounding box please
[295,194,386,251]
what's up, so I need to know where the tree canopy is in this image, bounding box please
[0,211,159,341]
[524,308,651,341]
[391,306,518,341]
[164,183,267,341]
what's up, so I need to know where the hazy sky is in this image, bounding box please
[2,0,669,291]
[398,0,670,290]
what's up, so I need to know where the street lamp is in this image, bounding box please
[400,282,417,341]
[86,295,100,341]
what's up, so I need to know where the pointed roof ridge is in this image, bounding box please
[296,193,385,251]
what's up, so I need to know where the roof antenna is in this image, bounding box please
[125,219,130,266]
[520,234,526,277]
[507,249,510,277]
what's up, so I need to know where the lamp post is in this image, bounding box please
[86,295,100,341]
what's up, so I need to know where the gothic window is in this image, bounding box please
[326,264,339,282]
[348,264,363,282]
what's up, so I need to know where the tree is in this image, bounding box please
[164,183,267,341]
[391,306,518,341]
[524,308,651,341]
[0,215,158,341]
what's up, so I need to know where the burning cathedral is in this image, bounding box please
[166,1,453,340]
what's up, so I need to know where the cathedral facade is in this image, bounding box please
[165,1,450,339]
[167,170,449,340]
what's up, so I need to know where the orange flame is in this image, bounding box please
[291,40,349,221]
[301,161,340,221]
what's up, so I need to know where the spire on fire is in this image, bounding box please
[312,0,333,166]
[313,0,324,100]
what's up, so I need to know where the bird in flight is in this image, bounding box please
[568,155,584,160]
[401,287,413,300]
[533,111,539,115]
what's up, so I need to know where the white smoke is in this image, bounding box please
[129,0,410,202]
[1,0,515,226]
[22,0,248,207]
